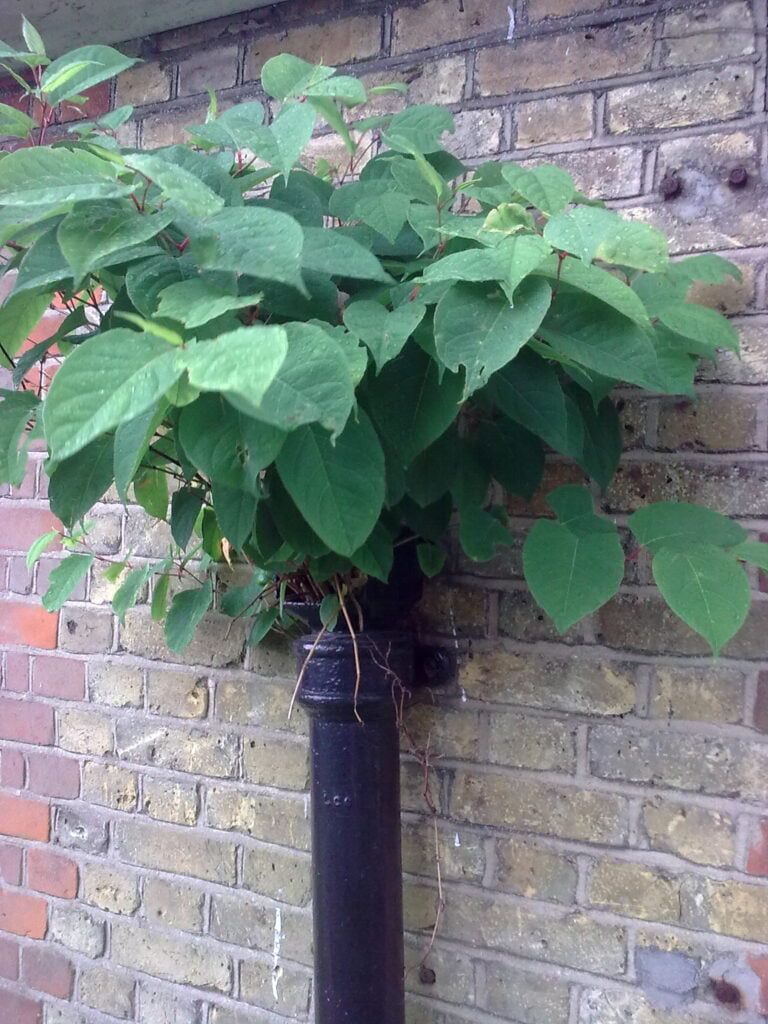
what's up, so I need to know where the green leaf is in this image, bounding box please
[501,164,576,215]
[113,400,168,502]
[126,255,196,317]
[656,303,739,355]
[48,435,114,528]
[165,580,214,651]
[26,529,60,570]
[383,105,454,154]
[319,593,340,630]
[366,342,464,465]
[568,387,622,492]
[112,564,152,623]
[253,101,317,180]
[42,553,93,611]
[459,505,512,562]
[0,389,38,486]
[544,206,668,272]
[249,606,280,645]
[134,466,168,519]
[668,253,742,286]
[535,256,650,325]
[405,427,459,507]
[211,483,257,549]
[151,571,170,622]
[0,102,36,138]
[12,228,72,297]
[183,325,288,413]
[260,54,336,100]
[188,101,266,148]
[57,200,172,283]
[0,146,130,206]
[41,45,136,104]
[523,492,624,632]
[126,152,225,217]
[155,274,262,328]
[475,418,544,500]
[170,487,206,548]
[301,227,391,283]
[193,207,305,291]
[355,190,411,243]
[220,571,265,617]
[425,235,551,296]
[44,329,185,461]
[344,299,425,372]
[22,17,46,58]
[732,540,768,572]
[629,502,746,555]
[351,523,394,582]
[652,544,749,654]
[435,276,552,396]
[276,410,385,556]
[102,561,127,583]
[417,542,446,577]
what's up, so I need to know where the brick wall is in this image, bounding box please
[1,0,768,1021]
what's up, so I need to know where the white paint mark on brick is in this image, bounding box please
[506,5,516,39]
[272,907,283,1002]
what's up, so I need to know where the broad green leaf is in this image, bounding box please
[126,152,225,217]
[151,571,170,622]
[435,276,552,397]
[483,203,535,236]
[475,418,544,501]
[652,543,749,654]
[656,303,739,355]
[425,234,551,296]
[355,190,411,244]
[183,325,287,412]
[305,75,367,105]
[126,255,197,317]
[165,580,214,651]
[112,564,152,623]
[251,101,317,180]
[629,502,746,555]
[41,45,136,104]
[0,289,53,365]
[134,466,169,519]
[156,274,262,328]
[48,434,114,528]
[193,207,305,291]
[26,529,60,570]
[220,571,265,617]
[544,206,668,272]
[260,54,335,100]
[383,105,454,154]
[459,505,512,562]
[211,483,257,549]
[170,487,206,548]
[42,553,94,611]
[405,427,458,507]
[417,542,446,577]
[113,400,169,502]
[0,146,130,206]
[568,387,622,492]
[319,593,340,630]
[366,342,464,465]
[44,329,185,460]
[179,393,285,493]
[249,606,280,644]
[535,256,650,325]
[732,540,768,572]
[501,164,576,215]
[343,299,425,372]
[103,561,127,583]
[351,523,394,583]
[668,253,742,286]
[0,102,35,138]
[57,200,172,283]
[22,17,46,58]
[276,410,385,556]
[268,472,329,557]
[13,227,73,297]
[0,391,38,487]
[301,227,391,282]
[523,496,624,632]
[187,101,266,148]
[545,485,615,536]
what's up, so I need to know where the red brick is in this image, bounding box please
[749,955,768,1015]
[0,794,49,842]
[0,749,24,788]
[0,990,42,1024]
[0,889,47,938]
[7,558,33,595]
[0,844,22,886]
[0,697,54,744]
[0,603,59,651]
[747,820,768,876]
[31,657,85,701]
[755,672,768,734]
[27,849,77,899]
[0,935,19,979]
[22,945,74,998]
[0,508,61,552]
[26,753,80,800]
[3,653,29,692]
[36,558,88,603]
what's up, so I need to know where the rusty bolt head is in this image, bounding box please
[418,965,437,985]
[659,173,683,200]
[728,166,749,189]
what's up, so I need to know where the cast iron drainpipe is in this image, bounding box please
[295,629,414,1024]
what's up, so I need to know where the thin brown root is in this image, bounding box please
[335,577,362,724]
[288,624,328,721]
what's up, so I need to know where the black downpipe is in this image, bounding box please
[296,630,414,1024]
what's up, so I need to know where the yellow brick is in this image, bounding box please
[82,863,140,915]
[589,860,682,924]
[649,665,745,723]
[206,786,310,850]
[516,93,593,148]
[115,62,171,107]
[112,921,232,992]
[141,776,199,826]
[57,708,113,756]
[682,876,768,941]
[494,836,577,902]
[147,669,210,719]
[248,15,381,80]
[642,799,736,867]
[82,762,138,812]
[392,0,509,53]
[488,711,576,772]
[243,733,309,790]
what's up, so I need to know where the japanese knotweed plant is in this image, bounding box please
[0,19,763,654]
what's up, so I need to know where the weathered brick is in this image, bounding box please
[401,821,485,883]
[0,842,23,885]
[477,22,652,95]
[214,675,303,734]
[242,732,308,790]
[0,934,19,979]
[642,799,737,867]
[404,704,481,761]
[681,875,768,941]
[0,747,24,789]
[136,980,202,1024]
[482,960,570,1022]
[31,655,84,700]
[527,0,607,18]
[405,883,626,974]
[493,835,577,903]
[2,991,42,1024]
[142,775,199,825]
[239,957,312,1016]
[649,665,745,724]
[249,15,381,78]
[141,102,209,148]
[589,860,682,924]
[57,708,113,756]
[82,762,138,811]
[116,62,171,106]
[656,394,761,452]
[451,108,502,159]
[661,2,755,66]
[705,316,768,384]
[58,605,113,654]
[487,711,576,772]
[112,920,232,992]
[0,695,54,744]
[49,904,105,957]
[27,849,77,898]
[210,891,312,965]
[393,0,507,52]
[79,963,135,1018]
[121,607,246,667]
[580,987,697,1024]
[608,66,755,134]
[498,589,590,644]
[88,661,143,708]
[460,648,636,715]
[147,669,210,718]
[53,805,109,855]
[418,581,488,636]
[114,818,237,884]
[450,771,628,843]
[115,719,238,777]
[516,93,593,149]
[178,46,238,96]
[82,862,140,915]
[590,724,768,800]
[400,56,467,106]
[27,751,80,799]
[243,844,311,906]
[404,939,475,1007]
[143,876,204,932]
[22,945,74,999]
[747,820,768,875]
[206,786,311,850]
